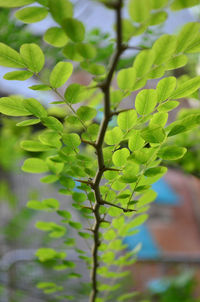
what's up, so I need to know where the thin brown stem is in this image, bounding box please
[89,1,124,301]
[100,200,136,213]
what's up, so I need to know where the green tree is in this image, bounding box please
[0,0,200,301]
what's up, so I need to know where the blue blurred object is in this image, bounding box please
[124,224,161,259]
[147,278,171,293]
[124,178,180,259]
[152,178,180,205]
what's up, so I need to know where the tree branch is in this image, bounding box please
[111,107,134,116]
[100,200,136,213]
[89,1,124,301]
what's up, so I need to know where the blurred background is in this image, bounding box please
[0,1,200,301]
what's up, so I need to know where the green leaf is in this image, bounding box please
[140,124,166,143]
[150,112,168,127]
[16,119,40,127]
[157,101,179,112]
[167,114,200,136]
[23,98,47,118]
[77,106,97,121]
[133,49,155,78]
[36,0,48,5]
[144,166,167,177]
[137,189,157,207]
[36,221,66,237]
[103,229,116,241]
[171,0,200,11]
[111,90,124,107]
[48,0,73,25]
[135,89,157,115]
[62,18,85,43]
[64,83,86,103]
[118,292,138,302]
[117,67,136,90]
[122,19,136,42]
[185,37,200,53]
[128,214,148,228]
[20,140,51,152]
[41,116,63,132]
[37,282,63,294]
[0,96,31,116]
[81,62,105,75]
[128,131,145,151]
[151,0,168,8]
[165,54,188,70]
[50,62,73,88]
[72,192,86,203]
[69,221,82,230]
[63,42,83,61]
[128,0,151,23]
[152,35,177,65]
[29,84,51,91]
[39,131,61,148]
[3,70,33,81]
[44,27,68,47]
[15,6,48,23]
[27,198,59,211]
[120,167,137,183]
[0,0,33,7]
[147,65,165,80]
[57,210,71,220]
[78,232,91,239]
[77,43,96,59]
[176,22,200,53]
[170,76,200,99]
[105,127,123,145]
[20,43,45,73]
[36,248,57,262]
[40,175,59,183]
[158,146,187,160]
[62,133,81,148]
[134,148,157,164]
[48,159,64,175]
[112,148,130,166]
[22,158,49,173]
[156,77,177,103]
[0,43,25,68]
[149,11,168,26]
[117,110,137,130]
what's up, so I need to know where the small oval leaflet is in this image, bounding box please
[50,61,73,88]
[44,27,68,47]
[20,43,45,73]
[22,158,49,173]
[135,89,157,115]
[62,18,85,43]
[15,6,48,23]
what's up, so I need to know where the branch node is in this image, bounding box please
[74,179,94,187]
[81,138,96,147]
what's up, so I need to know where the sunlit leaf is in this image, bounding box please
[20,43,45,73]
[62,18,85,43]
[15,6,48,23]
[0,43,25,68]
[112,148,130,166]
[50,62,73,88]
[22,158,48,173]
[3,70,33,81]
[158,146,187,160]
[44,27,68,47]
[49,0,73,24]
[135,89,157,115]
